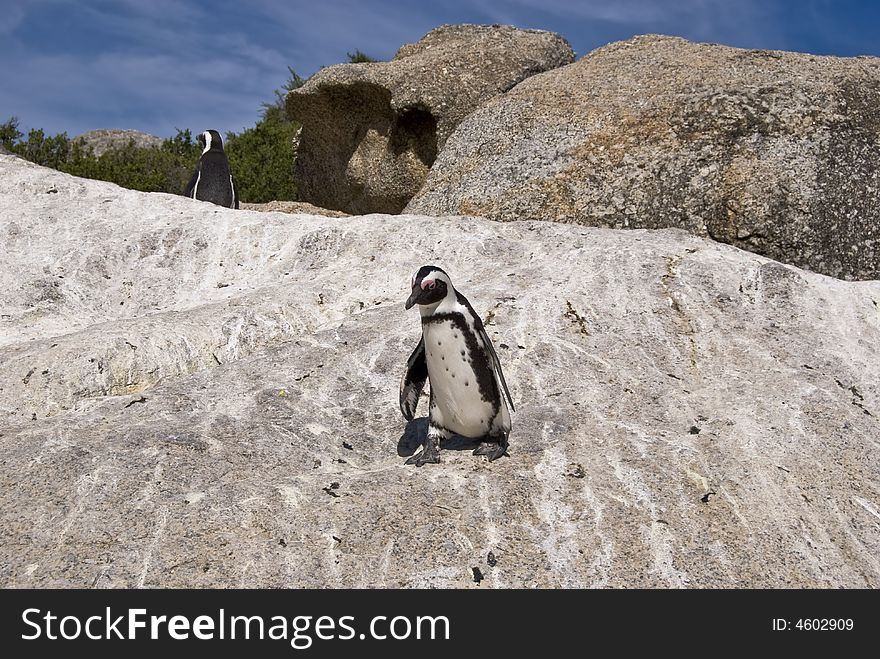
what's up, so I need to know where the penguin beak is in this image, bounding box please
[405,285,421,310]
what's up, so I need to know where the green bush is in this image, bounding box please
[65,130,202,194]
[0,117,23,150]
[2,117,201,194]
[222,66,303,203]
[225,105,298,203]
[6,123,72,170]
[346,49,378,63]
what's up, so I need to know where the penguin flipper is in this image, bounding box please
[230,172,239,209]
[456,292,516,414]
[399,337,427,420]
[480,324,515,413]
[184,164,200,198]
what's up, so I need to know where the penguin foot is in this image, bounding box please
[474,439,509,462]
[405,442,441,467]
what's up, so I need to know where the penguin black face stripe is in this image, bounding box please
[400,265,514,466]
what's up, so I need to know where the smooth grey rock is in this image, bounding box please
[407,35,880,281]
[73,129,165,156]
[1,155,879,588]
[286,24,574,214]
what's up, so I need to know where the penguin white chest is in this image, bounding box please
[422,319,494,437]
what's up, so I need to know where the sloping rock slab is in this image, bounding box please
[1,156,879,588]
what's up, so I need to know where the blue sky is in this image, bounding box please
[1,0,878,138]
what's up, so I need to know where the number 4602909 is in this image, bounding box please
[798,619,853,631]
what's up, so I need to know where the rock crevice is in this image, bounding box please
[287,24,574,214]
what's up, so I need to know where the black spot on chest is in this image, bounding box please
[423,312,499,408]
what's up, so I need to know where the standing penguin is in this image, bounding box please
[184,129,239,209]
[400,265,514,466]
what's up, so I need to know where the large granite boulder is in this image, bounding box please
[286,24,574,214]
[1,155,878,588]
[407,35,880,280]
[73,129,164,156]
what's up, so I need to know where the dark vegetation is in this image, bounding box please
[1,119,203,195]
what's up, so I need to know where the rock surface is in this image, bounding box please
[286,24,574,214]
[73,129,165,156]
[1,155,879,588]
[407,35,880,281]
[241,201,348,217]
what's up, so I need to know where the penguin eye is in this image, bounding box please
[427,281,436,290]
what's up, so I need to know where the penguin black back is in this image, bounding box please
[184,129,239,209]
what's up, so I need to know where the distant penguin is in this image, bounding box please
[400,265,514,466]
[184,129,239,209]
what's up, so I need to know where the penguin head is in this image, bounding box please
[405,265,453,310]
[198,129,224,154]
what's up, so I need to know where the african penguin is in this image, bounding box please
[184,129,239,209]
[400,265,514,466]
